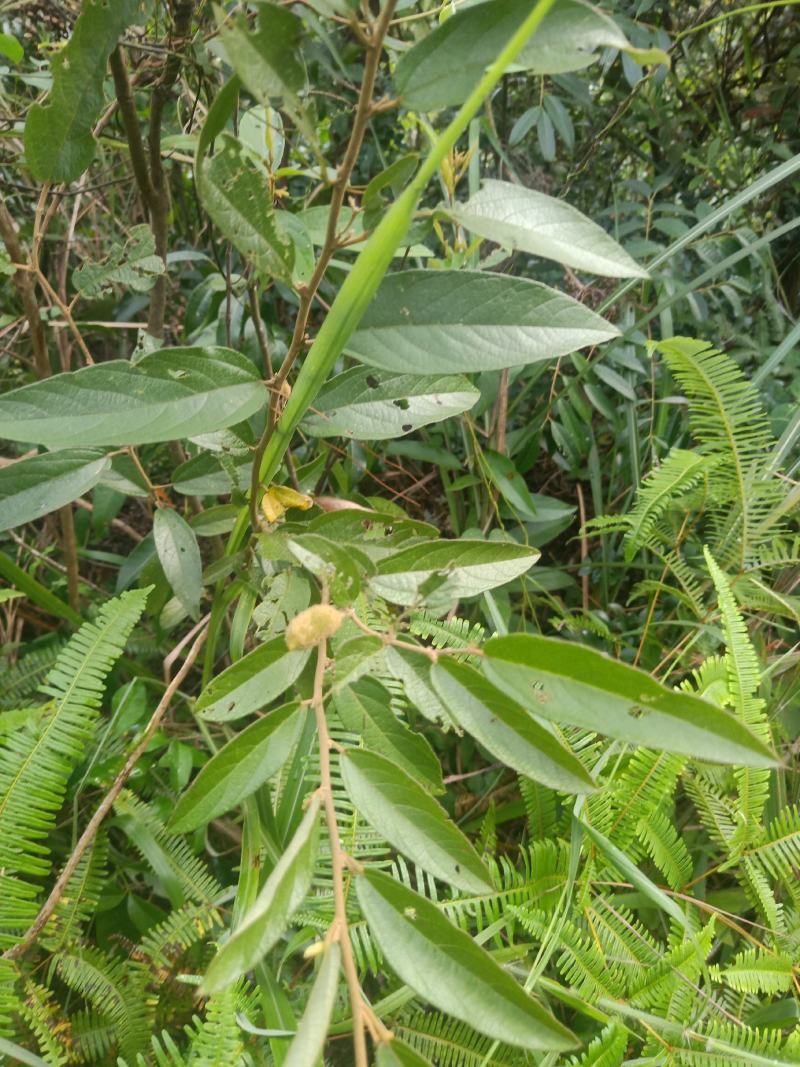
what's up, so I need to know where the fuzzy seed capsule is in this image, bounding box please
[285,604,344,650]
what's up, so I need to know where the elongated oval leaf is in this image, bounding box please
[432,659,596,794]
[153,508,202,620]
[450,180,647,278]
[482,635,779,766]
[303,368,478,440]
[196,636,310,722]
[371,540,539,609]
[24,0,146,181]
[345,271,618,374]
[199,134,294,283]
[0,449,110,532]
[356,870,578,1052]
[0,348,266,448]
[168,703,304,832]
[203,794,320,993]
[334,679,443,793]
[394,0,630,111]
[342,749,491,893]
[283,943,340,1067]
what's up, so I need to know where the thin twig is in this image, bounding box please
[4,621,209,962]
[249,1,398,527]
[311,623,368,1067]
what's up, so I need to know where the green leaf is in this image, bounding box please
[282,943,341,1067]
[0,449,110,532]
[72,225,164,297]
[168,703,304,832]
[0,347,266,448]
[356,869,578,1052]
[432,659,596,794]
[198,133,294,283]
[376,1039,434,1067]
[482,635,779,766]
[302,368,479,440]
[24,0,146,182]
[371,540,540,609]
[385,647,454,726]
[345,271,618,374]
[394,0,630,111]
[342,749,491,893]
[153,509,202,620]
[450,180,647,278]
[203,794,320,993]
[196,636,310,722]
[0,33,23,64]
[220,2,314,145]
[335,679,443,793]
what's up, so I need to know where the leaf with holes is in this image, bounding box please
[371,540,539,609]
[153,509,202,621]
[303,368,478,440]
[196,637,310,722]
[482,635,779,766]
[356,869,578,1052]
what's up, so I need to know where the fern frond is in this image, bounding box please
[408,611,486,650]
[0,637,65,710]
[637,810,693,890]
[185,983,248,1066]
[624,448,710,560]
[705,548,770,853]
[138,901,221,972]
[628,922,714,1013]
[20,979,71,1066]
[747,805,800,885]
[113,790,223,907]
[713,948,795,995]
[516,908,627,1000]
[568,1021,627,1067]
[55,945,152,1060]
[657,337,776,565]
[0,589,148,951]
[395,1009,527,1067]
[41,832,109,953]
[674,1020,797,1067]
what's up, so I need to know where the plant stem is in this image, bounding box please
[310,628,368,1067]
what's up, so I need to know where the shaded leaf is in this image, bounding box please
[282,943,340,1067]
[199,133,294,283]
[24,0,146,181]
[341,749,491,893]
[168,703,305,832]
[356,870,578,1052]
[432,659,596,794]
[196,637,310,722]
[203,794,320,993]
[0,449,110,533]
[72,225,164,297]
[153,509,202,620]
[335,678,443,793]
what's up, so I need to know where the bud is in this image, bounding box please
[285,604,343,650]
